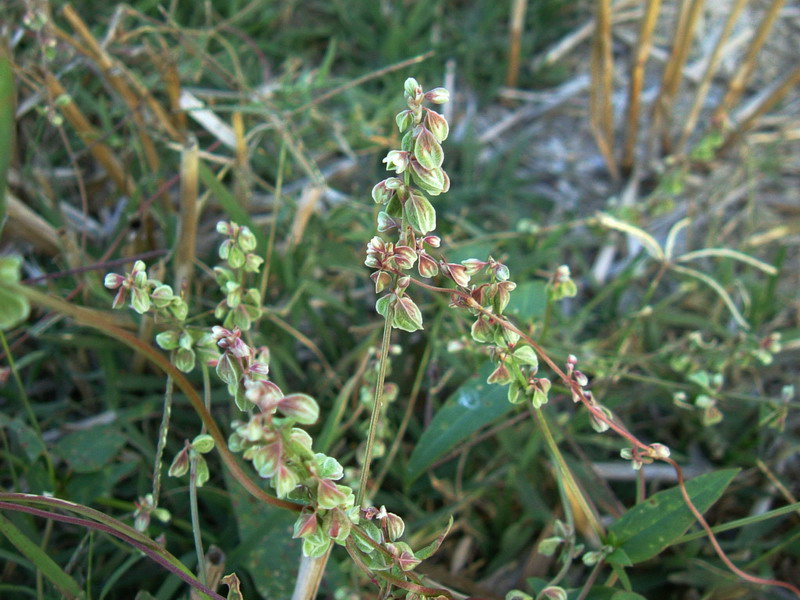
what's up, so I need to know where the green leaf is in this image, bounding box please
[51,425,127,473]
[0,257,29,330]
[223,471,300,599]
[0,513,84,599]
[404,191,436,235]
[504,281,548,322]
[392,296,423,332]
[0,414,45,462]
[608,468,739,564]
[415,516,453,560]
[406,363,514,484]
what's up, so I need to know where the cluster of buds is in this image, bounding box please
[546,265,577,301]
[132,492,171,533]
[620,443,671,470]
[105,260,188,319]
[104,260,211,372]
[566,355,615,432]
[366,79,455,333]
[168,433,215,487]
[214,221,263,331]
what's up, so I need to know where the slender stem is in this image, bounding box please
[370,338,432,495]
[152,366,175,507]
[357,306,394,507]
[189,364,213,585]
[576,559,605,600]
[189,453,207,585]
[290,548,331,600]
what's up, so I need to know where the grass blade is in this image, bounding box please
[0,513,84,599]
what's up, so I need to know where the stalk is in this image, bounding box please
[357,305,394,507]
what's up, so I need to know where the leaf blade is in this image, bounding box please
[608,468,739,564]
[406,363,513,484]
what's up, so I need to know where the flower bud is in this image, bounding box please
[174,347,196,373]
[317,478,354,510]
[293,510,318,539]
[238,226,257,252]
[461,258,486,276]
[417,252,439,278]
[278,393,320,424]
[372,180,394,205]
[156,330,180,350]
[413,127,444,170]
[383,150,410,173]
[253,442,283,478]
[404,77,422,100]
[404,190,436,235]
[425,87,450,104]
[647,443,670,459]
[168,447,190,478]
[131,287,152,314]
[191,433,215,454]
[425,109,449,142]
[539,586,567,600]
[216,221,233,235]
[487,362,512,385]
[396,109,415,132]
[385,512,405,541]
[589,404,613,433]
[195,455,210,487]
[274,464,300,498]
[132,261,148,288]
[104,273,125,289]
[538,536,563,556]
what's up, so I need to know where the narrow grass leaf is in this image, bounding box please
[596,213,664,260]
[670,264,749,329]
[0,513,83,599]
[676,248,777,275]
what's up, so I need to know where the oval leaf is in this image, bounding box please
[406,363,513,483]
[608,468,739,564]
